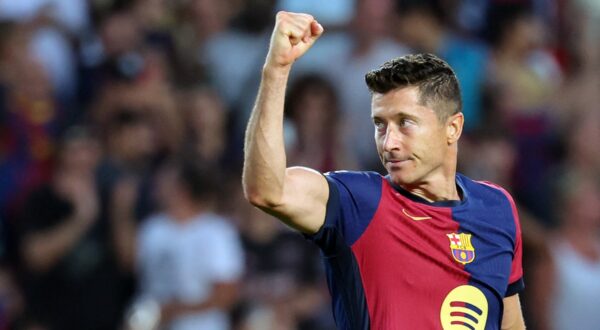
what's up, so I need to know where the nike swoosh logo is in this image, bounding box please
[402,208,432,221]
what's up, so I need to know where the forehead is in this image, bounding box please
[371,86,436,120]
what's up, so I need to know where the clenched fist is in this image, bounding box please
[265,11,324,69]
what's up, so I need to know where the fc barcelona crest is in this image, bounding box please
[447,233,475,265]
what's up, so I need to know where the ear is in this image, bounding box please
[446,112,464,145]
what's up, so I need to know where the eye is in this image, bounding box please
[399,118,414,128]
[373,120,386,130]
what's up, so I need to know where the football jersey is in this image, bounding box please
[306,171,524,330]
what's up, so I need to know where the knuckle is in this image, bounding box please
[302,13,314,21]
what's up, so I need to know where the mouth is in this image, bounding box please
[385,158,411,164]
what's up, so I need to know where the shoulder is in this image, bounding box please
[458,174,520,233]
[139,213,171,239]
[325,170,383,189]
[324,170,385,206]
[307,171,385,248]
[459,174,517,207]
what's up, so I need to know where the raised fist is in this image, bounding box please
[265,11,324,69]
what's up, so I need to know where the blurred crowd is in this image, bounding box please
[0,0,598,329]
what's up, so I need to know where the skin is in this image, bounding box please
[242,11,525,329]
[372,86,462,202]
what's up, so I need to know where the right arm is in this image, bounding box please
[22,180,98,272]
[242,12,328,234]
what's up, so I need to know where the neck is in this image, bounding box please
[563,225,600,261]
[169,201,205,223]
[401,161,460,203]
[404,176,459,203]
[564,224,598,242]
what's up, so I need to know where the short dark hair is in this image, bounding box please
[365,53,462,122]
[395,0,447,24]
[172,157,221,203]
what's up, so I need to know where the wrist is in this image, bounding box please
[262,63,292,79]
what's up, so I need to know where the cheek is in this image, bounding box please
[413,130,446,159]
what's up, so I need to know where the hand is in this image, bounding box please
[56,175,99,225]
[265,11,324,69]
[160,301,186,324]
[111,177,139,216]
[70,179,100,225]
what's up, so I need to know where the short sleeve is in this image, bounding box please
[505,193,524,297]
[305,171,382,255]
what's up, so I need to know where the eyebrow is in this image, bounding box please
[372,112,420,122]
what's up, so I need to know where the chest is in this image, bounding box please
[350,194,516,299]
[142,225,217,278]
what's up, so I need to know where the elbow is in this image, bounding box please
[243,188,282,209]
[242,180,283,209]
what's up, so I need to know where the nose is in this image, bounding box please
[382,125,401,152]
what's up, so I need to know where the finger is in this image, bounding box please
[288,17,312,34]
[289,34,302,46]
[288,17,316,43]
[302,28,311,43]
[295,13,314,21]
[310,20,324,38]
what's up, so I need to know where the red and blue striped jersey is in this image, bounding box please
[306,171,524,330]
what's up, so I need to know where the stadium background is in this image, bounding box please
[0,0,598,329]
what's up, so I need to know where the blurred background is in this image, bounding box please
[0,0,599,329]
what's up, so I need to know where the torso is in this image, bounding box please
[308,171,523,330]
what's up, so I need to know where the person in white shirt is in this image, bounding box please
[136,159,244,330]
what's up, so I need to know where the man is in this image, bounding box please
[243,12,525,330]
[136,159,243,330]
[17,127,128,330]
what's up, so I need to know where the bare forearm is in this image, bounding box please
[242,65,291,206]
[111,212,137,272]
[161,283,239,323]
[502,294,526,330]
[23,217,89,272]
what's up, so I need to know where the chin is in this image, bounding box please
[387,168,418,186]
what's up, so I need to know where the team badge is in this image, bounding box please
[447,233,475,264]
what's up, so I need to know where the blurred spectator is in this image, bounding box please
[0,1,598,329]
[135,159,244,330]
[0,0,89,35]
[276,0,355,27]
[554,1,600,123]
[234,195,331,330]
[0,0,88,100]
[201,0,274,109]
[172,0,241,85]
[546,173,600,330]
[394,0,490,131]
[15,126,130,330]
[179,86,229,168]
[484,2,563,221]
[0,21,64,220]
[93,76,183,223]
[322,0,410,170]
[561,111,600,180]
[285,74,356,171]
[459,132,517,189]
[518,211,553,330]
[0,263,23,330]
